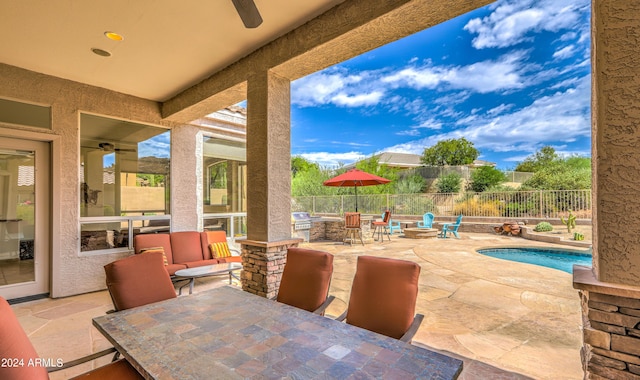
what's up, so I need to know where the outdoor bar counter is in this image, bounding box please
[93,286,463,379]
[309,215,375,243]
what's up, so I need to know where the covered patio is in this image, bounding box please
[1,0,640,378]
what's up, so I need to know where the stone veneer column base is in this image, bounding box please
[239,238,303,299]
[573,265,640,379]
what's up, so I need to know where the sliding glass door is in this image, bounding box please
[0,137,50,300]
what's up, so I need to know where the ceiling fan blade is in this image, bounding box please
[231,0,263,28]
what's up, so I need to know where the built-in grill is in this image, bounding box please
[291,212,312,242]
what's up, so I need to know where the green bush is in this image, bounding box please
[534,222,553,232]
[437,172,462,193]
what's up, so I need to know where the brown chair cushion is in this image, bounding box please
[170,231,205,264]
[104,251,177,311]
[346,255,420,339]
[277,247,333,312]
[0,297,49,380]
[134,234,174,264]
[69,358,143,380]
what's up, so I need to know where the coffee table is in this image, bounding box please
[174,262,242,295]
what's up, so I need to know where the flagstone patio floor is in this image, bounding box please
[11,232,585,379]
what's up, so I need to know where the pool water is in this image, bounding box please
[477,247,592,273]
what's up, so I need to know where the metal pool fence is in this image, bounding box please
[292,189,592,219]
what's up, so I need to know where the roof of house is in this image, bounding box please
[344,152,496,170]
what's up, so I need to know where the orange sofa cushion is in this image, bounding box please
[134,234,174,264]
[170,231,205,264]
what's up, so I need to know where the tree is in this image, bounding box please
[515,146,560,172]
[421,137,479,166]
[291,165,334,196]
[291,156,318,177]
[469,166,507,192]
[436,172,462,193]
[354,156,398,195]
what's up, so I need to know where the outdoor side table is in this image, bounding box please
[174,262,242,295]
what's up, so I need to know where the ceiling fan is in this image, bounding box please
[83,142,136,153]
[231,0,263,28]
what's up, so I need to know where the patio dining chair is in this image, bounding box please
[417,212,434,229]
[0,296,143,380]
[439,214,463,239]
[337,255,424,342]
[104,250,177,312]
[343,212,364,246]
[276,247,335,315]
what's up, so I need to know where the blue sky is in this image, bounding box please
[290,0,591,170]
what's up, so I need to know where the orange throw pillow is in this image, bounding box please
[140,247,168,265]
[209,242,232,258]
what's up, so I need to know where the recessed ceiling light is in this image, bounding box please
[91,48,111,57]
[104,31,124,41]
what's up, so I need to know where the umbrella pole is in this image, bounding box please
[355,185,358,212]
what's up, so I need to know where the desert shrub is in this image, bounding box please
[534,222,553,232]
[437,172,462,193]
[453,197,501,216]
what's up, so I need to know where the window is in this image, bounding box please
[79,114,170,252]
[202,136,246,238]
[0,98,50,129]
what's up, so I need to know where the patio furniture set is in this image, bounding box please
[1,240,464,379]
[346,211,463,245]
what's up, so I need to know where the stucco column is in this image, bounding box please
[572,2,640,378]
[591,1,640,285]
[245,70,292,242]
[170,125,203,231]
[241,70,300,297]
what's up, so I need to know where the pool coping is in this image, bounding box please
[520,226,592,249]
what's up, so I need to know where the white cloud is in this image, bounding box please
[332,91,384,107]
[299,151,364,168]
[385,74,591,157]
[382,51,529,94]
[396,118,442,136]
[396,129,420,137]
[487,103,515,116]
[553,45,576,60]
[415,118,443,130]
[464,0,589,49]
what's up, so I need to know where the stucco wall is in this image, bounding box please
[0,64,178,297]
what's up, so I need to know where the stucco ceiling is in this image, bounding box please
[0,0,345,102]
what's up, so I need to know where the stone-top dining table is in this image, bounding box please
[93,286,463,379]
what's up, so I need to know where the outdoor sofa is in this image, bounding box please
[134,231,240,276]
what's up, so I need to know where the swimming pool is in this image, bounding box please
[476,247,592,273]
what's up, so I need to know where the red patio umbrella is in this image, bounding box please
[323,168,390,212]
